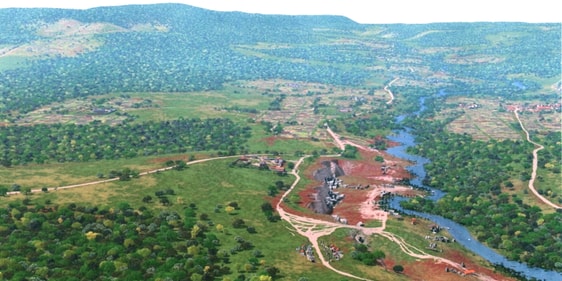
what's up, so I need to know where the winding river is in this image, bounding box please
[386,90,562,281]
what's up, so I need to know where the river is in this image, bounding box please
[385,90,562,281]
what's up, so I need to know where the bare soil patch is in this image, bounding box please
[296,146,417,226]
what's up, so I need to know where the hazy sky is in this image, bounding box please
[1,0,560,24]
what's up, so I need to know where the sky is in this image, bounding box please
[0,0,560,24]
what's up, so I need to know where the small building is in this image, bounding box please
[92,108,115,115]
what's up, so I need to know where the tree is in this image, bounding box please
[246,226,256,233]
[393,265,404,273]
[99,261,116,276]
[260,202,273,213]
[275,180,285,189]
[190,272,203,281]
[191,225,201,239]
[159,196,170,206]
[341,145,358,159]
[264,266,279,278]
[188,245,200,256]
[216,224,224,233]
[272,122,283,135]
[287,162,295,170]
[174,160,187,171]
[258,275,272,281]
[232,218,245,228]
[118,168,131,181]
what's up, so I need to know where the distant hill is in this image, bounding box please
[0,4,559,115]
[0,4,361,45]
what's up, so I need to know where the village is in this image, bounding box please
[231,154,287,174]
[504,102,561,113]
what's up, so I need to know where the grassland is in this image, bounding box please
[441,97,559,140]
[0,55,31,71]
[443,97,523,141]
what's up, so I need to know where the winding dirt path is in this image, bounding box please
[513,110,561,209]
[384,78,399,105]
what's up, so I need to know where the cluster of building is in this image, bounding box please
[445,266,475,276]
[331,214,348,225]
[297,244,315,262]
[326,176,374,190]
[234,155,286,173]
[325,189,345,210]
[457,102,481,110]
[92,107,116,115]
[505,103,561,113]
[424,224,454,252]
[324,177,342,189]
[320,241,344,262]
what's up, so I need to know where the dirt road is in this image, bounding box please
[6,155,240,196]
[384,78,399,105]
[514,110,561,209]
[326,126,346,151]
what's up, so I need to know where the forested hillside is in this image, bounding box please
[0,5,559,116]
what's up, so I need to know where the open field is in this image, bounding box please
[0,18,169,61]
[0,55,30,71]
[0,153,199,189]
[443,97,522,140]
[517,110,562,134]
[442,96,560,141]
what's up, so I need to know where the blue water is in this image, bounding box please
[512,81,527,90]
[385,90,562,281]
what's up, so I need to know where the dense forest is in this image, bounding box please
[0,118,250,166]
[401,118,562,269]
[0,201,279,281]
